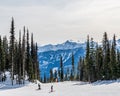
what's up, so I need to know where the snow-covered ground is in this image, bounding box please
[0,72,120,96]
[0,80,120,96]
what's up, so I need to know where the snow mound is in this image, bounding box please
[0,71,29,90]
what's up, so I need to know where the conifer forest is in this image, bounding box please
[0,19,120,85]
[0,18,40,85]
[42,32,120,83]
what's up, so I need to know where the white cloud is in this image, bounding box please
[0,0,120,45]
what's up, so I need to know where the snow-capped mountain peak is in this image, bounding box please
[38,40,86,52]
[38,40,86,78]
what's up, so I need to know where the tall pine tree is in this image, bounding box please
[9,18,15,85]
[60,55,64,81]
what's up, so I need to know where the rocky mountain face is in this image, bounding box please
[38,40,86,78]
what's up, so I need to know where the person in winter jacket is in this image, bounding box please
[38,83,41,90]
[51,85,53,92]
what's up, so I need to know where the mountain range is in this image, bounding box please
[38,40,86,78]
[38,39,120,78]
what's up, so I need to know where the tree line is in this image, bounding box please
[1,18,119,84]
[42,53,75,83]
[43,32,120,83]
[0,18,40,85]
[78,32,120,82]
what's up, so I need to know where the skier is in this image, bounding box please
[51,85,53,92]
[38,83,41,90]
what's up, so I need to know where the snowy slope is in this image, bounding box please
[0,80,120,96]
[0,60,120,96]
[0,72,29,90]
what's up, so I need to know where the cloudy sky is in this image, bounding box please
[1,0,120,45]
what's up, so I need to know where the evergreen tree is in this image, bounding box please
[102,32,110,80]
[3,36,9,70]
[78,57,83,81]
[50,69,53,82]
[110,34,117,79]
[95,45,103,80]
[1,37,6,73]
[0,18,40,84]
[60,55,64,81]
[58,69,61,80]
[14,42,18,75]
[89,38,96,82]
[71,52,75,80]
[67,68,70,81]
[9,18,15,85]
[32,43,39,80]
[30,33,34,81]
[85,35,91,82]
[54,70,57,80]
[18,31,22,84]
[44,73,46,83]
[0,36,3,72]
[22,27,26,84]
[35,43,40,80]
[116,50,120,78]
[26,29,30,78]
[70,69,73,81]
